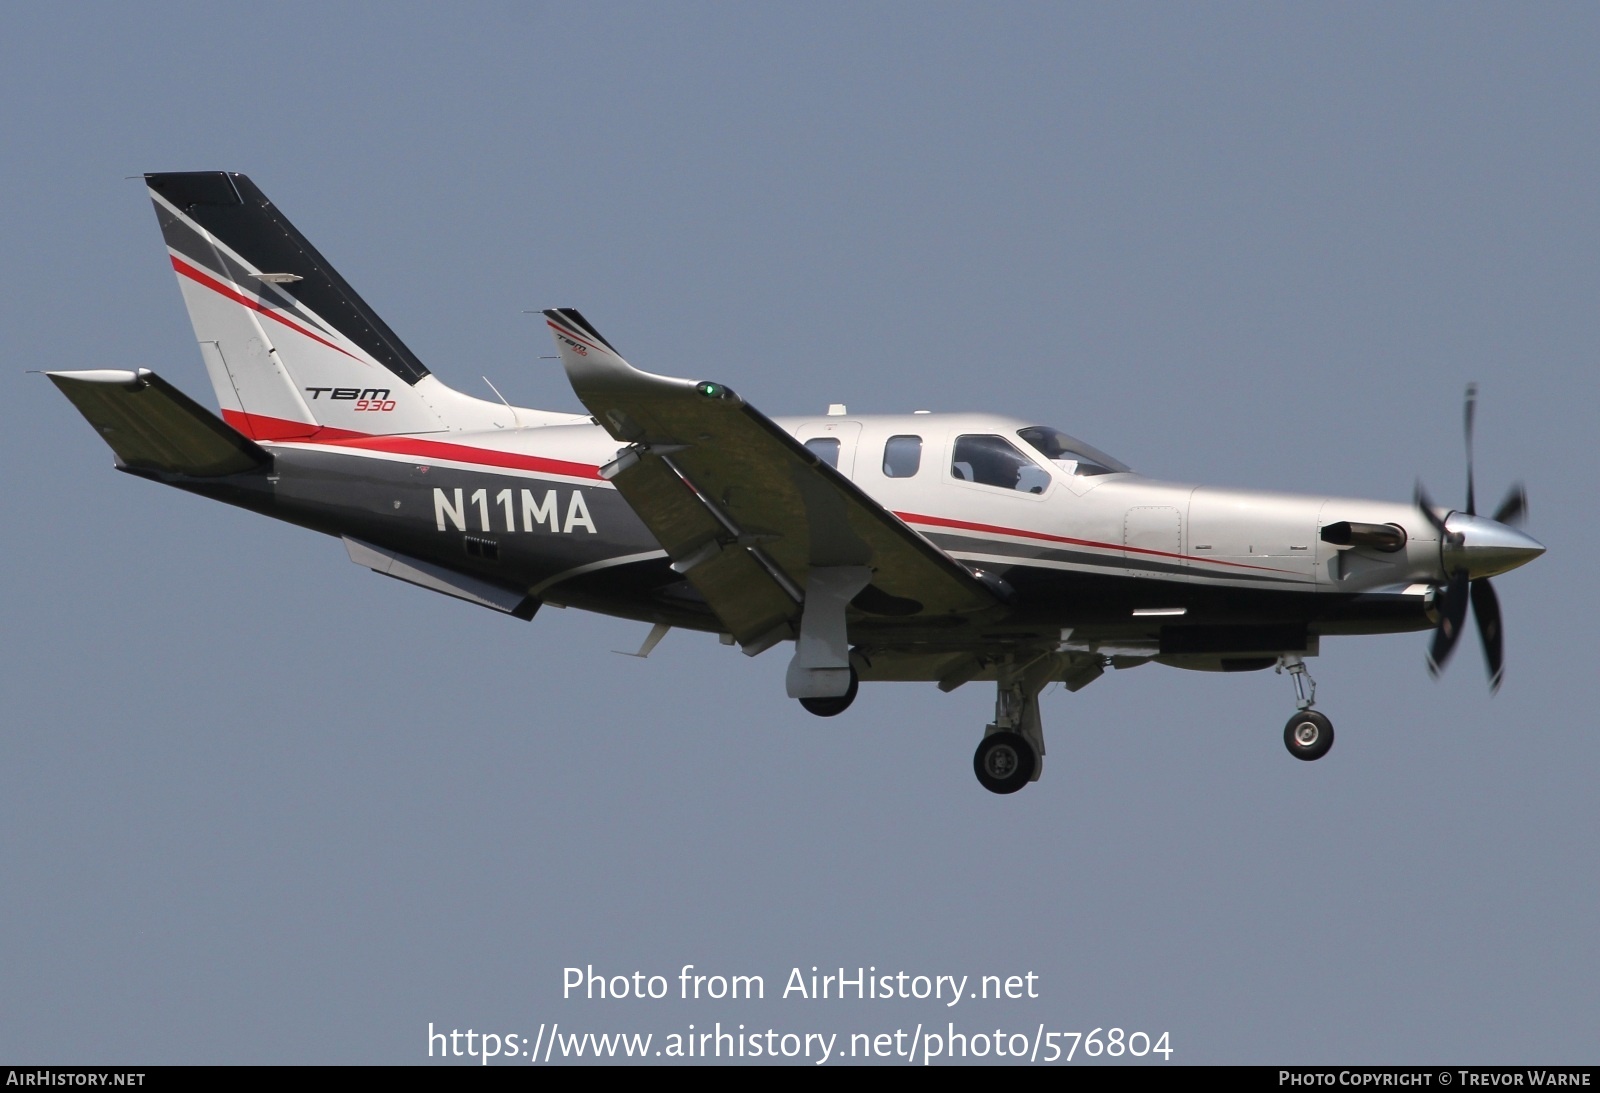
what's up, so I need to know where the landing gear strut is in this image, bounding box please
[1277,655,1334,761]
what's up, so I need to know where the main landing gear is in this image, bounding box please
[789,566,871,718]
[1278,655,1334,761]
[972,654,1057,794]
[974,731,1035,795]
[798,667,858,717]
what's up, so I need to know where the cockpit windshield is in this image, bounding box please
[1016,426,1131,476]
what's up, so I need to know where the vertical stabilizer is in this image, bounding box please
[146,172,512,440]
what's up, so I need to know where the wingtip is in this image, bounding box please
[547,307,618,353]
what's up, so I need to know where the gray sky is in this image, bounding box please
[3,2,1595,1064]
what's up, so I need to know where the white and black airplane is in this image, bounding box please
[48,172,1545,793]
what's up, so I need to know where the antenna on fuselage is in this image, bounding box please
[481,376,520,428]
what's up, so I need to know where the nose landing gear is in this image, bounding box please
[1278,655,1334,761]
[1283,709,1334,761]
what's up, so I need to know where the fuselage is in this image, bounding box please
[158,407,1452,677]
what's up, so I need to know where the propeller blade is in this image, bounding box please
[1427,570,1470,678]
[1463,382,1478,516]
[1470,578,1505,693]
[1492,483,1528,527]
[1414,481,1451,538]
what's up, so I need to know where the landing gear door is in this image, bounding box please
[795,420,862,480]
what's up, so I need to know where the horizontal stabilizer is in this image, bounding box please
[343,537,539,620]
[47,369,270,477]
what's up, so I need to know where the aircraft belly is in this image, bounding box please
[928,557,1431,635]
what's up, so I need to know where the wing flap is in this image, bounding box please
[605,451,726,559]
[48,369,271,477]
[677,542,797,649]
[605,445,800,647]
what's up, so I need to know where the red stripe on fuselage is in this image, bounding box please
[221,408,340,441]
[171,256,365,364]
[220,409,604,480]
[323,434,604,479]
[894,510,1295,573]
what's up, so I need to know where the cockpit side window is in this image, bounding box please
[805,437,841,469]
[1016,426,1130,476]
[952,435,1051,494]
[883,435,922,478]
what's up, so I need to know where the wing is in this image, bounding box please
[543,308,998,653]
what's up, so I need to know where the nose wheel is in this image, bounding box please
[1283,710,1334,761]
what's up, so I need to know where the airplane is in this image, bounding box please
[46,171,1546,794]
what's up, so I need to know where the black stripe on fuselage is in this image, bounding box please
[927,532,1307,586]
[267,446,658,583]
[127,441,661,599]
[145,172,431,385]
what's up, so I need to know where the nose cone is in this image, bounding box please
[1443,512,1546,579]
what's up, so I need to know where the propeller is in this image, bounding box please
[1414,383,1529,693]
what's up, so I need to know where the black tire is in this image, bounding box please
[1283,710,1334,761]
[974,731,1036,794]
[798,668,858,717]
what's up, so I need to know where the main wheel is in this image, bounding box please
[798,668,858,717]
[974,731,1036,794]
[1283,710,1334,761]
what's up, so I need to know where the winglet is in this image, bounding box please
[543,307,700,400]
[545,307,619,355]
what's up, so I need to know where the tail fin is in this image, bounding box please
[147,172,499,440]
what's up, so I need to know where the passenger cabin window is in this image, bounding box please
[805,437,841,469]
[951,435,1052,494]
[1016,426,1129,476]
[882,435,922,478]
